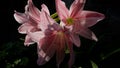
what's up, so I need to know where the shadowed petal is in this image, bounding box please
[55,0,69,20]
[76,27,98,41]
[67,41,75,68]
[14,11,28,24]
[72,20,98,41]
[37,46,56,65]
[70,33,81,47]
[56,33,66,67]
[70,0,86,18]
[80,11,105,27]
[56,50,65,68]
[37,35,56,65]
[37,49,49,65]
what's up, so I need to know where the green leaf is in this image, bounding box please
[101,48,120,60]
[90,60,98,68]
[6,63,12,68]
[78,67,82,68]
[65,49,70,54]
[14,59,21,65]
[19,57,29,66]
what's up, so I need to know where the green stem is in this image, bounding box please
[54,17,60,22]
[51,12,58,19]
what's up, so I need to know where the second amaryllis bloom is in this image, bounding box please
[55,0,105,42]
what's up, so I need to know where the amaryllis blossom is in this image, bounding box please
[14,0,105,68]
[14,0,49,46]
[55,0,105,43]
[28,7,74,68]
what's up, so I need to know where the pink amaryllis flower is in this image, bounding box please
[55,0,105,43]
[28,7,74,68]
[14,0,49,46]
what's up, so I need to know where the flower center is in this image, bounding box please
[66,18,74,25]
[57,31,64,36]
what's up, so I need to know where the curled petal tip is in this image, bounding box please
[93,36,98,42]
[14,10,17,12]
[92,33,98,41]
[97,13,105,22]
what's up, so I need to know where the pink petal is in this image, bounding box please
[18,23,34,34]
[24,35,35,46]
[76,26,98,41]
[56,34,66,67]
[67,41,75,68]
[27,0,41,22]
[71,20,98,41]
[70,33,81,47]
[37,35,56,65]
[72,20,82,32]
[80,11,105,27]
[27,31,45,42]
[14,11,28,24]
[56,49,65,68]
[37,49,49,65]
[38,11,49,31]
[38,10,56,31]
[91,32,98,41]
[70,0,86,18]
[41,4,50,15]
[28,15,40,27]
[37,47,56,65]
[55,0,69,20]
[24,4,29,14]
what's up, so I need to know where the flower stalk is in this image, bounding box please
[51,12,58,19]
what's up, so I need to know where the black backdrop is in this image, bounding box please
[0,0,120,67]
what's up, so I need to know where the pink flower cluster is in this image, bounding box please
[14,0,104,68]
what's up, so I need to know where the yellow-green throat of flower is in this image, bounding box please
[66,18,74,25]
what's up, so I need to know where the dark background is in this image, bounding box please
[0,0,120,68]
